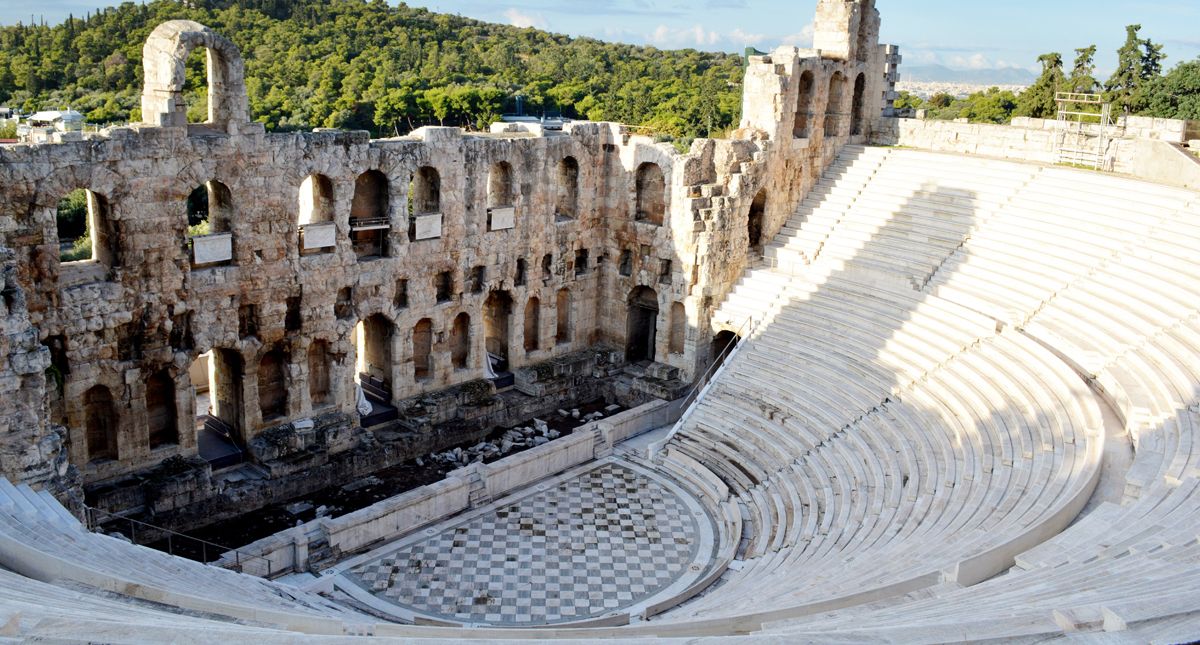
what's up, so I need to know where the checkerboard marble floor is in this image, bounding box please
[338,460,713,625]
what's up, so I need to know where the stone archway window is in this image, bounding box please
[299,174,336,254]
[634,163,666,225]
[187,180,234,268]
[55,189,116,271]
[84,385,119,462]
[141,20,250,132]
[851,73,867,136]
[557,157,580,221]
[825,72,848,137]
[794,71,815,139]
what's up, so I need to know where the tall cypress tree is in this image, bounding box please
[1106,25,1145,113]
[1069,45,1098,94]
[1016,52,1064,119]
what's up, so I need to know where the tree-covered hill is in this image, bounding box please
[0,0,745,139]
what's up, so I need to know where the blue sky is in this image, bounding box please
[5,1,1200,77]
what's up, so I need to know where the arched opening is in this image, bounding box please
[183,47,211,124]
[710,330,740,372]
[851,72,867,136]
[488,161,514,208]
[299,174,336,254]
[825,72,847,137]
[748,189,767,254]
[84,385,118,462]
[793,71,815,138]
[484,291,513,373]
[356,314,394,398]
[413,166,441,213]
[146,369,178,449]
[487,161,516,231]
[413,318,433,382]
[308,340,332,409]
[634,163,666,225]
[350,170,389,260]
[56,189,115,269]
[524,297,541,353]
[555,289,572,345]
[557,157,579,221]
[209,349,245,445]
[140,21,251,130]
[257,349,288,423]
[450,313,471,370]
[409,166,442,241]
[626,287,660,363]
[668,302,687,355]
[187,180,233,268]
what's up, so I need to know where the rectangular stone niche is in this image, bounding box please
[301,223,337,250]
[487,207,515,231]
[192,233,233,265]
[413,213,443,240]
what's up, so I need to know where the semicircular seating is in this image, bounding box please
[1,146,1199,642]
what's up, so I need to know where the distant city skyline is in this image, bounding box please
[4,1,1199,81]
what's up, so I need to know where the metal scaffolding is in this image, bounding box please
[1053,92,1114,171]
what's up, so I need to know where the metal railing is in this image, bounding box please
[84,505,275,577]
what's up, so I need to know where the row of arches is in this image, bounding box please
[52,156,663,271]
[75,285,689,466]
[793,70,868,140]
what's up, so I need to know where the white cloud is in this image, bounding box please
[778,23,815,48]
[504,8,547,29]
[730,28,767,46]
[649,23,721,47]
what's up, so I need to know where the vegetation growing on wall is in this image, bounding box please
[0,0,744,141]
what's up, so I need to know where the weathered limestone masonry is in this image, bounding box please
[736,0,895,263]
[0,1,893,521]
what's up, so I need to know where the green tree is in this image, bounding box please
[1068,46,1098,94]
[1141,58,1200,120]
[893,91,923,111]
[1016,52,1065,119]
[1105,25,1166,114]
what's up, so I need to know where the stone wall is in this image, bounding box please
[874,117,1200,189]
[0,5,893,512]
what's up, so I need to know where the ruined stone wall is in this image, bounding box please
[0,5,894,503]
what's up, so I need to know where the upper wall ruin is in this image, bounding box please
[0,2,894,504]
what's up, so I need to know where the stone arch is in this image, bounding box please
[555,288,572,345]
[488,161,515,208]
[187,180,234,268]
[356,313,394,392]
[84,385,119,462]
[413,318,434,382]
[146,369,179,449]
[825,71,848,137]
[411,166,441,215]
[140,20,250,130]
[851,72,867,136]
[524,296,541,353]
[748,189,767,253]
[450,312,471,370]
[668,301,687,355]
[308,340,333,409]
[55,188,117,269]
[208,348,245,445]
[351,170,389,260]
[626,286,659,362]
[557,156,580,220]
[634,162,666,225]
[257,348,288,423]
[484,291,513,363]
[299,174,335,225]
[793,71,815,138]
